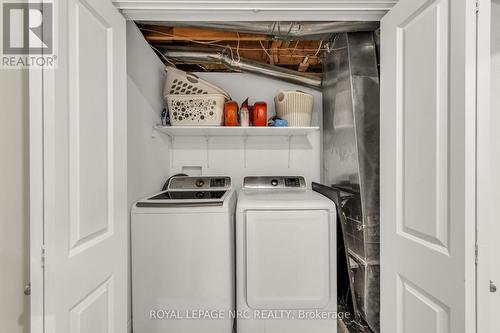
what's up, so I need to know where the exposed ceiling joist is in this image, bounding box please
[141,25,271,42]
[270,40,282,65]
[298,56,310,72]
[139,23,365,74]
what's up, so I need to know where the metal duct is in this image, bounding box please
[322,32,380,332]
[163,50,322,90]
[141,21,379,40]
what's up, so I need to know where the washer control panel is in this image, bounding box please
[243,176,306,189]
[168,176,231,190]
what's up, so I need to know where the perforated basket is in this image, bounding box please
[274,90,314,127]
[166,94,228,126]
[163,67,230,101]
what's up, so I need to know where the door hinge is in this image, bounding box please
[475,244,479,265]
[41,245,45,268]
[24,283,31,296]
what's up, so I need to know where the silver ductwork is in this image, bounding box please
[322,32,380,332]
[163,50,322,90]
[141,21,379,40]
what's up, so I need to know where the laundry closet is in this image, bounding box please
[29,1,494,333]
[127,15,381,332]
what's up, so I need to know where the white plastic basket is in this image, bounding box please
[163,67,230,101]
[274,90,314,127]
[166,94,227,126]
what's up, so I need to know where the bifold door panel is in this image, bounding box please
[42,0,128,332]
[245,210,331,309]
[381,0,476,332]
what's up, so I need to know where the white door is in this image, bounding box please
[380,0,477,332]
[42,0,127,332]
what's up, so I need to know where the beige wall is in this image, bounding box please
[0,69,30,333]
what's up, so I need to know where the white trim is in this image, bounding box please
[464,0,479,332]
[29,67,44,333]
[476,1,495,332]
[112,0,397,21]
[41,47,56,333]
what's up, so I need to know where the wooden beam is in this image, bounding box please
[142,25,271,42]
[297,56,310,72]
[269,40,282,64]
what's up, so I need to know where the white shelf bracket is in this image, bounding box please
[205,136,210,169]
[243,135,248,168]
[170,135,175,169]
[152,125,158,139]
[152,124,169,139]
[287,135,292,168]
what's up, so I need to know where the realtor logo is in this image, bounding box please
[1,0,56,68]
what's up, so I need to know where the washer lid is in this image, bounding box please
[148,190,227,200]
[137,176,232,207]
[136,190,229,207]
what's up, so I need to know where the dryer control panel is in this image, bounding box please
[243,176,306,189]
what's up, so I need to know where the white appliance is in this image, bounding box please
[236,176,337,333]
[131,176,236,333]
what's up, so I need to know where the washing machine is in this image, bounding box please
[236,176,337,333]
[131,176,236,333]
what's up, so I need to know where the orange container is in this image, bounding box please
[253,102,267,127]
[224,101,238,126]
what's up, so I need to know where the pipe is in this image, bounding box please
[163,50,323,90]
[141,21,379,40]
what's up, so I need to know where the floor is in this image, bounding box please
[338,319,350,333]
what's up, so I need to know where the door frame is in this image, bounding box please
[29,1,482,332]
[29,67,44,333]
[476,0,497,332]
[112,0,398,21]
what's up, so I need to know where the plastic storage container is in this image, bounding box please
[163,67,229,99]
[164,67,230,126]
[166,94,227,126]
[253,102,267,127]
[224,101,239,126]
[274,90,314,127]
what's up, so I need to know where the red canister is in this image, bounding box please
[224,101,238,126]
[253,102,267,127]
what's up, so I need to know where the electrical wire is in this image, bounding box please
[222,44,236,62]
[314,40,323,57]
[149,44,177,67]
[291,40,300,55]
[236,32,241,63]
[259,40,272,61]
[195,64,208,71]
[282,22,295,40]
